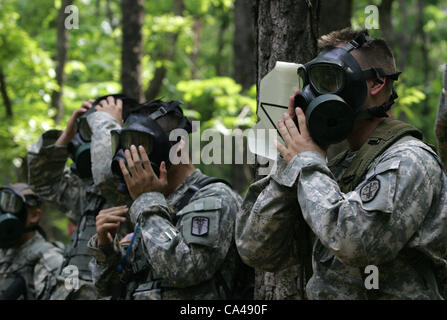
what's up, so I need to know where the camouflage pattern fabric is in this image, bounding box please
[88,169,242,300]
[236,135,447,299]
[86,111,132,206]
[0,233,64,300]
[27,130,114,299]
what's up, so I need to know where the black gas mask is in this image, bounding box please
[294,32,401,147]
[0,185,41,249]
[68,94,138,179]
[111,100,192,194]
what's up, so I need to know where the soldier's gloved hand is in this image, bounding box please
[96,206,128,247]
[95,96,124,125]
[119,145,169,200]
[55,100,94,146]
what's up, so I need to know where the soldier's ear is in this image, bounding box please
[27,207,42,225]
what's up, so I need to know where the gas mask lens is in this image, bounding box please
[78,117,92,142]
[111,130,154,156]
[0,189,24,214]
[309,64,344,94]
[298,66,308,87]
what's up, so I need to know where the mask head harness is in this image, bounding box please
[111,100,192,194]
[68,94,138,179]
[0,184,42,249]
[294,31,401,147]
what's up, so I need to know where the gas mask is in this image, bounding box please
[111,100,192,194]
[0,185,41,249]
[294,32,401,147]
[68,94,138,179]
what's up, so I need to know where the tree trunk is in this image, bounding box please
[215,12,230,76]
[254,0,319,300]
[318,0,352,36]
[51,0,73,124]
[121,0,144,102]
[0,68,12,118]
[145,0,183,101]
[233,0,256,91]
[379,0,394,44]
[191,18,202,79]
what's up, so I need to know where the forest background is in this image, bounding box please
[1,0,446,242]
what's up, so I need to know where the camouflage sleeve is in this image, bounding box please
[290,149,439,267]
[235,158,303,272]
[87,111,130,206]
[27,130,84,215]
[33,245,64,300]
[435,64,447,170]
[87,234,122,298]
[129,183,239,287]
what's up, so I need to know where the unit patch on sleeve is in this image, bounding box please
[360,179,380,203]
[191,216,209,236]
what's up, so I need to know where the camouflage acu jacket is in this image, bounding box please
[236,135,447,299]
[88,168,242,300]
[0,233,64,300]
[27,130,116,299]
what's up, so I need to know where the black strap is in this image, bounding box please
[148,100,183,121]
[362,68,401,83]
[174,177,231,213]
[356,89,399,119]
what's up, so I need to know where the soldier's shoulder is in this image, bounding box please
[32,236,64,272]
[200,180,242,205]
[380,136,443,176]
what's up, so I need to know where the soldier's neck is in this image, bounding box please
[166,163,196,196]
[13,231,36,249]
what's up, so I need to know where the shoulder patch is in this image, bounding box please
[191,216,209,236]
[360,179,380,203]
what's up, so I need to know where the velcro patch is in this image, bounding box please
[191,216,209,236]
[360,179,380,203]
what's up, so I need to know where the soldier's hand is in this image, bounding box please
[96,206,128,247]
[95,96,123,125]
[55,100,94,146]
[119,145,169,200]
[289,89,301,118]
[275,105,325,164]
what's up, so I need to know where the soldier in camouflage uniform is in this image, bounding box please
[0,183,64,300]
[236,28,447,299]
[86,98,242,299]
[27,101,122,300]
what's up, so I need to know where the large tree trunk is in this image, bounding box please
[254,0,319,300]
[0,68,12,118]
[318,0,353,158]
[230,0,257,193]
[379,0,394,44]
[318,0,352,36]
[233,0,256,91]
[145,0,183,101]
[51,0,73,124]
[121,0,144,102]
